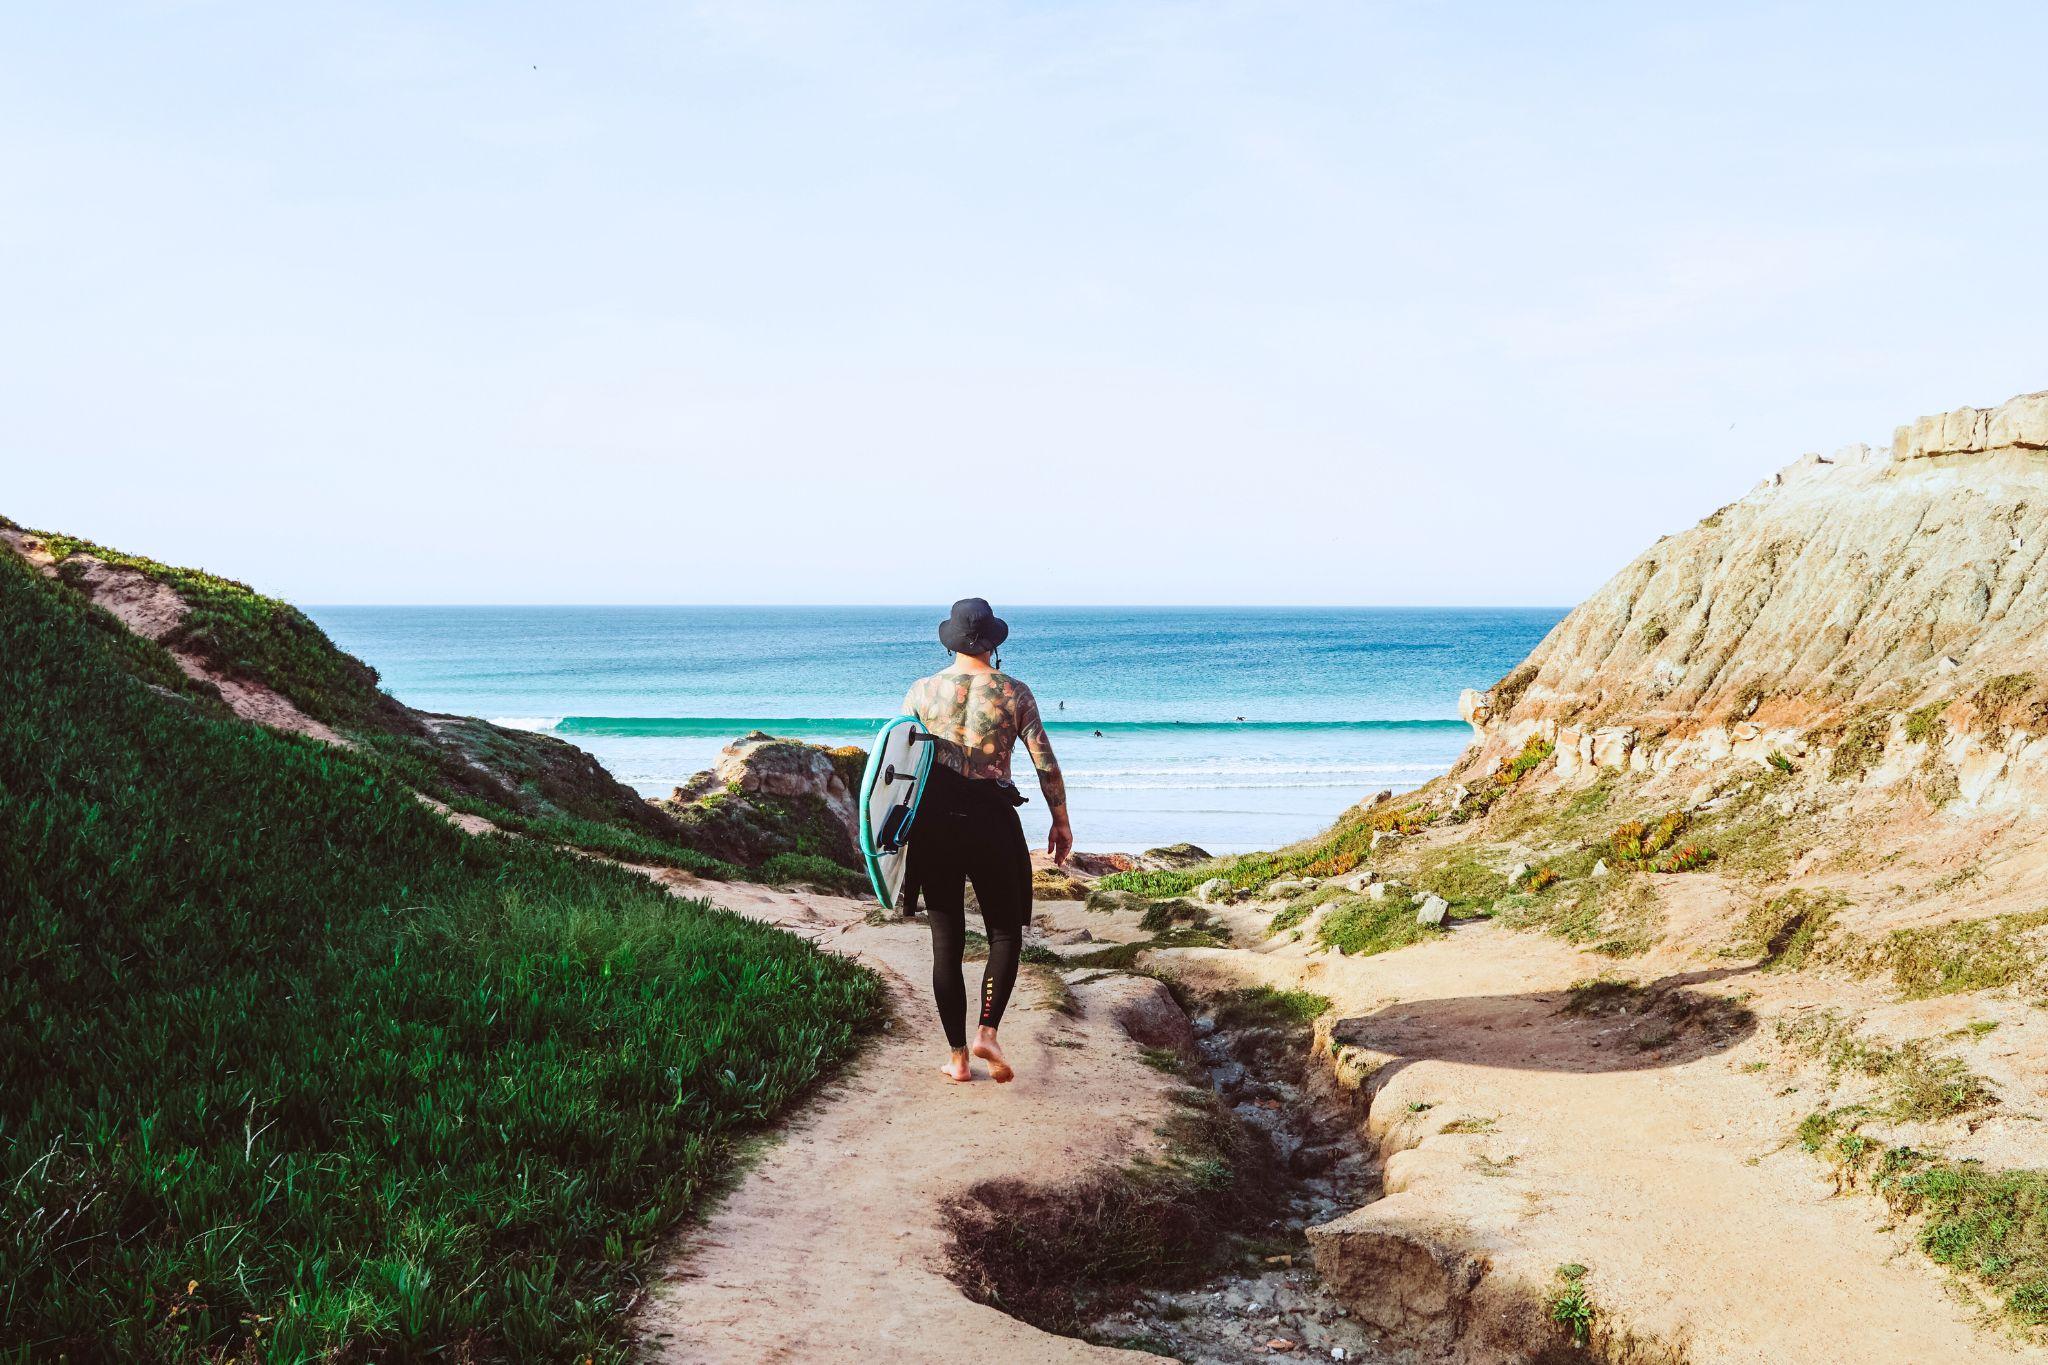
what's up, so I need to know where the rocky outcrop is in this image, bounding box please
[659,732,866,871]
[1456,387,2048,808]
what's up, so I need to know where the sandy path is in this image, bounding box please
[634,879,1172,1363]
[1168,923,2029,1365]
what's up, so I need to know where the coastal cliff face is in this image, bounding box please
[1061,389,2048,1363]
[1458,389,2048,808]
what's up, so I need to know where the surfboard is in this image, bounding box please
[858,714,936,909]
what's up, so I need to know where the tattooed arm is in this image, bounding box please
[1016,683,1073,863]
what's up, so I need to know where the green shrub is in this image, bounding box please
[1501,735,1554,782]
[1548,1263,1594,1345]
[1654,843,1714,873]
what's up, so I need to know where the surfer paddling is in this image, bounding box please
[902,599,1073,1084]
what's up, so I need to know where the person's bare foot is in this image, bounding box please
[971,1026,1013,1083]
[940,1047,972,1083]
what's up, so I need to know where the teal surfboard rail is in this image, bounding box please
[858,714,935,908]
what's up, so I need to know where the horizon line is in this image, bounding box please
[301,601,1575,611]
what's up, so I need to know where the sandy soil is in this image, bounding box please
[633,879,1177,1363]
[1161,914,2040,1365]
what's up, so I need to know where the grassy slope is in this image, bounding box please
[29,529,865,889]
[0,550,886,1361]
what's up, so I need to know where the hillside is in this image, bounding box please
[1052,391,2048,1362]
[0,529,885,1360]
[0,520,867,889]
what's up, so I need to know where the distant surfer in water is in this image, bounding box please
[901,598,1072,1084]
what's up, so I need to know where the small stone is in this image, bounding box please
[1193,1014,1217,1037]
[1938,655,1960,673]
[1331,1350,1347,1361]
[1507,862,1529,883]
[1591,858,1609,878]
[1265,1341,1297,1354]
[1195,876,1232,904]
[1415,892,1448,926]
[1364,882,1389,901]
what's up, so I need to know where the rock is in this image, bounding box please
[1506,862,1528,883]
[1079,974,1196,1056]
[1195,876,1233,904]
[1192,1014,1216,1036]
[1136,841,1212,870]
[1289,1143,1340,1176]
[1447,783,1472,811]
[658,732,866,871]
[1306,1207,1495,1355]
[1459,687,1492,735]
[700,732,857,837]
[1589,726,1636,769]
[1062,850,1132,876]
[1938,655,1961,674]
[1266,879,1314,899]
[1591,859,1609,878]
[1209,1060,1248,1096]
[1043,927,1092,945]
[1335,869,1378,892]
[1415,893,1448,926]
[1364,882,1390,901]
[1085,887,1148,915]
[1371,789,1393,805]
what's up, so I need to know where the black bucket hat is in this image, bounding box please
[939,597,1009,655]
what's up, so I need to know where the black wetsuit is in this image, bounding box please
[908,762,1033,1049]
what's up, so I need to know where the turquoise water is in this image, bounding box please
[308,606,1563,853]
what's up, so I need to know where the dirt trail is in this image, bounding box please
[634,879,1174,1363]
[1165,918,2031,1365]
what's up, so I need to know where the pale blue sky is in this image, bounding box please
[5,2,2045,604]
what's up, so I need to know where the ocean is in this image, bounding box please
[307,606,1564,854]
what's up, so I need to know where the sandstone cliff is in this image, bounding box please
[1458,388,2048,808]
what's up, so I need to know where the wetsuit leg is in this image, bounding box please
[911,814,970,1049]
[966,805,1031,1032]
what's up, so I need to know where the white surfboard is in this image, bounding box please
[859,715,936,909]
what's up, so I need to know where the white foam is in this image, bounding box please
[486,716,564,732]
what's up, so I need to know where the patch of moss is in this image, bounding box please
[1317,892,1441,957]
[1880,910,2048,998]
[1266,901,1313,937]
[1204,985,1331,1029]
[1974,673,2047,742]
[1775,1012,1998,1124]
[1737,889,1844,970]
[1137,899,1208,933]
[1904,701,1949,746]
[1827,712,1890,781]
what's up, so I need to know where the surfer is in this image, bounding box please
[902,598,1072,1084]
